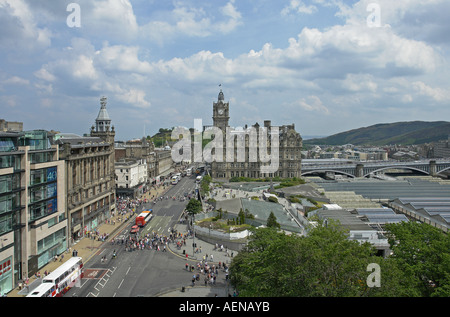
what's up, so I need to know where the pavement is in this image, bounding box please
[7,181,238,298]
[160,222,238,297]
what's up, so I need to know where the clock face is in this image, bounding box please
[218,109,224,115]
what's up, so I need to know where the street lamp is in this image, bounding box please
[192,212,195,257]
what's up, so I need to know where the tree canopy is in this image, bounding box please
[185,198,202,215]
[229,221,450,297]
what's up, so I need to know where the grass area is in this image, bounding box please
[196,217,252,233]
[229,176,305,188]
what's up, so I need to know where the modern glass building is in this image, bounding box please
[0,130,66,295]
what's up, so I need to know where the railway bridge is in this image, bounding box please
[301,159,450,178]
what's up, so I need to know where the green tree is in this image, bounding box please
[238,209,245,225]
[266,211,281,229]
[200,175,212,195]
[229,221,417,297]
[266,212,280,229]
[385,221,450,297]
[186,198,202,215]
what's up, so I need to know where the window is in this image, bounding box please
[0,175,12,194]
[0,214,13,234]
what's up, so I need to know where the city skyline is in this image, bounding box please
[1,0,450,141]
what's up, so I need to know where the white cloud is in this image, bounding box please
[141,1,243,43]
[294,96,330,114]
[1,0,450,140]
[115,88,151,109]
[412,81,450,102]
[0,0,52,50]
[281,0,318,15]
[33,67,54,87]
[2,76,29,85]
[87,0,139,39]
[341,74,377,93]
[95,44,153,74]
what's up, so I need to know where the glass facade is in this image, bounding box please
[18,131,51,151]
[0,154,21,170]
[0,257,13,295]
[37,228,66,269]
[28,167,58,221]
[0,130,69,292]
[0,138,15,152]
[0,174,21,235]
[28,152,54,164]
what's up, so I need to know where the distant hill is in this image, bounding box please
[149,128,173,147]
[303,121,450,146]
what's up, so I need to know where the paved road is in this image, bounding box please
[65,175,234,297]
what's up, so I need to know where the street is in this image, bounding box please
[66,175,199,297]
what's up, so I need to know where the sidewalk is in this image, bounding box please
[7,184,170,297]
[168,223,238,266]
[161,222,238,297]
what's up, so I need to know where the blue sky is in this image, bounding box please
[1,0,449,141]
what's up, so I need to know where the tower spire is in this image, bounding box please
[95,96,111,132]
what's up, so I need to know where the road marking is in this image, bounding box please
[126,267,131,275]
[118,279,124,289]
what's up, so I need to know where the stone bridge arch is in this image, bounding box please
[301,169,356,178]
[362,166,430,177]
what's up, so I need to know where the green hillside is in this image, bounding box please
[304,121,450,146]
[148,128,173,147]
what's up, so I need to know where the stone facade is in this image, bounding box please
[54,97,116,242]
[115,138,158,182]
[208,90,302,180]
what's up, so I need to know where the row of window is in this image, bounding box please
[29,198,58,221]
[29,182,57,204]
[0,193,20,215]
[0,174,20,194]
[0,213,13,235]
[30,167,57,187]
[37,227,65,254]
[0,155,21,170]
[28,152,54,164]
[0,167,56,197]
[229,171,298,178]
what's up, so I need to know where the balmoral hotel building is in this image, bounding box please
[205,89,303,180]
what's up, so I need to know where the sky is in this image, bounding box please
[1,0,449,141]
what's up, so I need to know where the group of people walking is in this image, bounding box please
[188,257,229,287]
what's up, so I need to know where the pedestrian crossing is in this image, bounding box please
[140,215,172,236]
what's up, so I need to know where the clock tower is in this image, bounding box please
[213,89,229,131]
